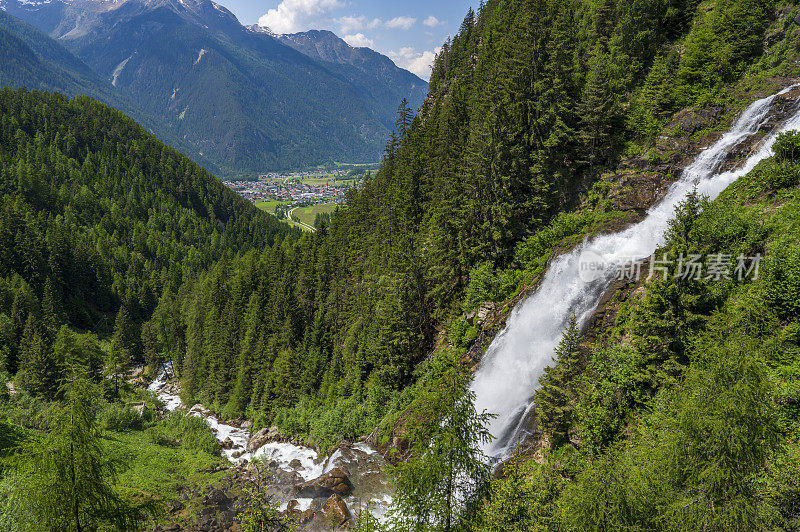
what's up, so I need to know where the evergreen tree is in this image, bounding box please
[387,352,494,531]
[1,364,160,530]
[16,313,58,399]
[41,277,60,333]
[105,305,137,399]
[535,315,583,447]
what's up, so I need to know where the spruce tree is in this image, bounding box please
[105,306,137,399]
[535,315,583,447]
[16,313,58,399]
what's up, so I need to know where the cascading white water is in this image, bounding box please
[471,85,800,459]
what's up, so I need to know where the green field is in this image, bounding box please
[254,199,293,213]
[293,203,338,227]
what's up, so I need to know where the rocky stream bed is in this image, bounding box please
[147,368,393,531]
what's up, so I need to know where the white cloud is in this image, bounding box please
[343,33,375,48]
[336,15,365,34]
[388,46,440,80]
[258,0,344,34]
[423,15,443,27]
[385,16,417,30]
[335,15,383,34]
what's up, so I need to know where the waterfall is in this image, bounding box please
[470,85,800,459]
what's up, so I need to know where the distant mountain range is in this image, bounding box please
[0,0,428,175]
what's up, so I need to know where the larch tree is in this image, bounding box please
[0,363,160,531]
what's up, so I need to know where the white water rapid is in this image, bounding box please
[147,365,394,523]
[470,84,800,459]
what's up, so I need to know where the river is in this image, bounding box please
[147,366,393,526]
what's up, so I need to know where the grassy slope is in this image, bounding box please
[105,429,229,525]
[293,203,337,227]
[0,394,231,529]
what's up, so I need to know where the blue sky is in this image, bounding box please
[216,0,476,79]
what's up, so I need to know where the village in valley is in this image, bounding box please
[223,166,374,231]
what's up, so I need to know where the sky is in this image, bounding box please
[215,0,477,80]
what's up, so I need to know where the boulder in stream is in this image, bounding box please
[322,494,353,528]
[246,426,282,453]
[293,467,352,498]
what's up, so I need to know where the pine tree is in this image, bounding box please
[1,364,160,530]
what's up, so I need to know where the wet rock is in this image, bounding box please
[293,467,353,498]
[232,450,244,459]
[322,494,353,528]
[298,508,315,525]
[274,468,303,486]
[189,403,213,418]
[288,458,303,469]
[282,500,316,527]
[246,426,282,453]
[222,437,234,450]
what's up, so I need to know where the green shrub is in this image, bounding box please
[98,403,142,432]
[145,426,179,448]
[155,412,220,456]
[774,131,800,162]
[0,373,9,404]
[762,160,800,190]
[764,246,800,321]
[447,318,479,349]
[463,262,521,311]
[0,392,53,430]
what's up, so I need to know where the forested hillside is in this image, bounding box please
[155,0,800,451]
[0,89,294,398]
[2,0,800,529]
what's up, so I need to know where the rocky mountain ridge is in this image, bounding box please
[0,0,427,174]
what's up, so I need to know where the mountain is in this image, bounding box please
[0,0,428,175]
[0,9,207,165]
[278,30,428,115]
